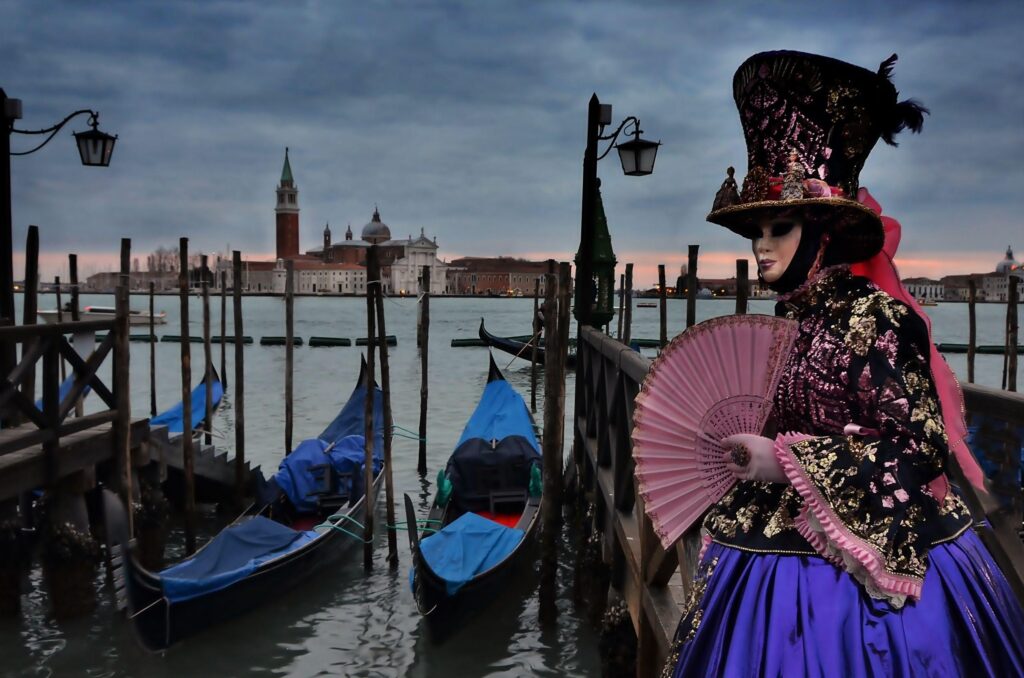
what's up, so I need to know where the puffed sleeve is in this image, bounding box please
[773,292,950,608]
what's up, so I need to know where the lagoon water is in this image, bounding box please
[3,292,1019,677]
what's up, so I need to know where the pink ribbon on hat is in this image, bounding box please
[851,188,987,498]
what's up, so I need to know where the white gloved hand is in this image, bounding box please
[721,433,789,484]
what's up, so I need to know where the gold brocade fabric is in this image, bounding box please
[702,267,972,578]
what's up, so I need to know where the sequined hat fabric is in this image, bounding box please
[708,50,927,263]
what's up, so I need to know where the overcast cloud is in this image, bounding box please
[2,0,1022,283]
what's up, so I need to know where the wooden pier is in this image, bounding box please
[572,324,1024,676]
[0,319,150,500]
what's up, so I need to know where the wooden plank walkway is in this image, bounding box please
[0,418,150,501]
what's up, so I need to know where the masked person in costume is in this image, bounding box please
[665,51,1024,677]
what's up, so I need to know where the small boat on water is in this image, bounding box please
[406,355,542,644]
[637,301,657,308]
[38,305,167,325]
[478,318,576,369]
[150,367,225,438]
[104,358,384,651]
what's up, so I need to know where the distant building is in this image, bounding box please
[446,257,551,296]
[218,151,451,295]
[902,277,943,301]
[935,246,1022,302]
[305,208,450,295]
[84,270,179,292]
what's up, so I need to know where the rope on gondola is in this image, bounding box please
[503,328,543,370]
[390,424,425,442]
[385,519,441,534]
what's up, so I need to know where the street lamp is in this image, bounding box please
[1,87,118,377]
[574,93,660,326]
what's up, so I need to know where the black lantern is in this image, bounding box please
[616,132,660,176]
[73,124,117,167]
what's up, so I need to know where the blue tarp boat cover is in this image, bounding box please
[151,374,224,434]
[160,515,315,602]
[456,379,539,452]
[34,373,91,411]
[413,511,524,595]
[273,435,380,513]
[319,382,384,455]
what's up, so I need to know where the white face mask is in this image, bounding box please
[752,218,803,284]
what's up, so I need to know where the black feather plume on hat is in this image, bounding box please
[876,55,929,146]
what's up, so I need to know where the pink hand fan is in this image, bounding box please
[631,314,800,549]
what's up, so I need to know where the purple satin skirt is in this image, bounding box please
[671,530,1024,677]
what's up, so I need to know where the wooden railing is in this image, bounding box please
[0,316,126,483]
[574,325,1024,675]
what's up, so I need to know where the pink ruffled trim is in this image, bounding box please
[774,432,924,606]
[698,531,713,561]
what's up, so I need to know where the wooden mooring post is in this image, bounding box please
[623,263,633,347]
[54,277,65,382]
[232,251,246,507]
[284,259,294,454]
[617,273,625,341]
[418,264,429,475]
[69,253,83,418]
[539,261,570,624]
[363,246,379,570]
[149,281,157,416]
[202,255,213,446]
[686,245,699,328]
[220,270,227,389]
[1007,277,1019,392]
[116,239,134,534]
[179,238,196,554]
[658,264,667,348]
[968,278,977,384]
[374,261,398,567]
[736,259,749,315]
[20,225,38,405]
[531,276,540,413]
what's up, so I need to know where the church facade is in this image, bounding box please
[232,150,451,295]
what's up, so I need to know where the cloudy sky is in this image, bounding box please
[2,0,1022,285]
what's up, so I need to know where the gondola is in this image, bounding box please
[103,358,384,651]
[477,318,576,369]
[405,354,543,644]
[150,366,225,437]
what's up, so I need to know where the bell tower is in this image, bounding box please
[275,147,299,260]
[323,223,333,262]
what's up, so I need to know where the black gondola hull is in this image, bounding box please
[111,473,381,652]
[478,319,576,369]
[410,498,540,644]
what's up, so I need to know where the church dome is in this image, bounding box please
[996,245,1019,275]
[361,208,391,244]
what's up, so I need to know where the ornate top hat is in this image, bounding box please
[708,50,927,263]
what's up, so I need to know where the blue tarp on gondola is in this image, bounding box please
[456,380,540,452]
[414,511,524,595]
[273,435,379,513]
[34,373,91,411]
[151,373,224,434]
[319,381,384,456]
[160,516,315,602]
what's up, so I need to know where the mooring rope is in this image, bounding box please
[504,328,543,370]
[390,424,425,442]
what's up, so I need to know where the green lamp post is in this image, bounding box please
[573,93,659,327]
[575,179,617,327]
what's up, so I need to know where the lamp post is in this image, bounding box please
[574,93,659,326]
[1,87,117,377]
